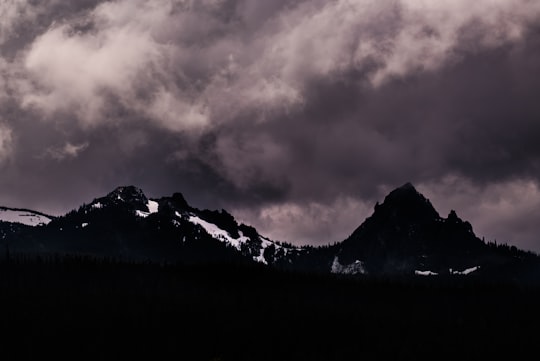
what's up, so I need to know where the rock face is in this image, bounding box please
[0,183,538,279]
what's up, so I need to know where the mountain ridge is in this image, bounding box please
[1,183,538,281]
[1,185,300,266]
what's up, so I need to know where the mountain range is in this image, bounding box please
[1,183,539,280]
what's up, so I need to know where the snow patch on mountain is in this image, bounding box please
[186,214,292,264]
[92,202,103,209]
[0,208,52,226]
[147,200,159,214]
[451,266,480,275]
[135,200,160,218]
[254,236,274,265]
[135,210,149,218]
[415,270,438,276]
[188,215,250,251]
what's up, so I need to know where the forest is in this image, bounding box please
[1,254,539,360]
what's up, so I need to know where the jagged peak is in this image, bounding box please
[385,182,425,201]
[447,210,459,221]
[171,192,189,209]
[399,182,416,191]
[87,186,150,211]
[386,182,422,198]
[106,186,147,201]
[374,182,440,221]
[156,192,191,214]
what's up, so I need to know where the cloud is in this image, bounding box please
[19,0,540,132]
[234,196,372,245]
[21,0,209,131]
[0,123,13,164]
[419,177,540,252]
[0,58,10,100]
[44,141,89,161]
[0,0,539,251]
[0,0,36,45]
[232,0,540,96]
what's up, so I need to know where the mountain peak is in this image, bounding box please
[107,185,145,198]
[387,182,421,198]
[340,183,488,273]
[385,182,428,202]
[372,183,440,224]
[399,182,416,190]
[105,186,148,206]
[171,192,189,209]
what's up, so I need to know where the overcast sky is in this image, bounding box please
[1,0,540,251]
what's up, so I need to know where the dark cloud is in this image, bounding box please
[1,0,540,250]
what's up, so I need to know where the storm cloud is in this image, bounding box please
[1,0,540,250]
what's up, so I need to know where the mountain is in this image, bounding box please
[333,182,487,275]
[1,186,299,265]
[326,183,540,279]
[1,183,539,280]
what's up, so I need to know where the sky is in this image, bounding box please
[1,0,540,251]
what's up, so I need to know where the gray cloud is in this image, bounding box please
[44,141,89,161]
[1,0,540,251]
[0,0,36,45]
[0,122,13,164]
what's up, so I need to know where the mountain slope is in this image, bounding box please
[0,207,54,249]
[0,206,54,226]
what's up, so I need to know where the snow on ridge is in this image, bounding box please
[92,202,103,209]
[0,209,52,226]
[187,214,292,265]
[135,210,149,218]
[331,256,366,275]
[254,236,274,265]
[135,200,159,218]
[462,266,480,275]
[451,266,480,275]
[415,270,438,276]
[147,200,159,214]
[188,215,250,251]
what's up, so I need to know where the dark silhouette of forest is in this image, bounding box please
[1,254,540,360]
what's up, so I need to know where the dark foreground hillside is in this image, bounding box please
[1,256,539,360]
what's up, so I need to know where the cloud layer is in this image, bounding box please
[1,0,540,250]
[0,123,13,164]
